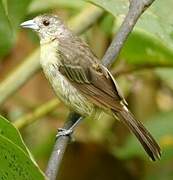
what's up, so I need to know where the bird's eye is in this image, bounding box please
[43,20,50,26]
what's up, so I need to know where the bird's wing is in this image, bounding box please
[57,38,126,111]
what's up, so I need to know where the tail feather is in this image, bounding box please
[113,108,161,161]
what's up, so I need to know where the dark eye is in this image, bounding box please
[43,20,50,26]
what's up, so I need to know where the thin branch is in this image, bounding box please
[46,0,156,179]
[45,112,81,179]
[0,50,40,105]
[13,98,60,129]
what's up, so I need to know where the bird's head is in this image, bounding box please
[21,14,68,43]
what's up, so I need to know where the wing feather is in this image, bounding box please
[57,39,126,111]
[55,37,161,161]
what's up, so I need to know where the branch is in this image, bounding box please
[0,50,40,105]
[45,112,81,179]
[13,98,60,129]
[46,0,156,179]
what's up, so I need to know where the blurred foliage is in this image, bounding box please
[0,0,31,58]
[0,0,173,179]
[90,0,173,67]
[28,0,86,13]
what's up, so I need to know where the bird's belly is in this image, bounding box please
[42,63,94,117]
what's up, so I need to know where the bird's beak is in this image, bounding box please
[20,20,39,30]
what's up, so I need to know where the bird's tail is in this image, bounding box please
[112,107,161,161]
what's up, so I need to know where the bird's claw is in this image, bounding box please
[56,128,73,139]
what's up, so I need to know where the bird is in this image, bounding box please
[21,14,161,161]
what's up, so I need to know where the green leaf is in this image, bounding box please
[115,111,173,162]
[88,0,173,67]
[0,115,45,179]
[0,115,30,155]
[0,0,32,58]
[0,135,45,179]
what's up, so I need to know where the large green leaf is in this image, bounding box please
[0,135,45,179]
[0,0,32,58]
[0,116,45,179]
[0,115,30,155]
[88,0,173,66]
[115,111,173,162]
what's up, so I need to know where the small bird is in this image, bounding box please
[21,14,161,161]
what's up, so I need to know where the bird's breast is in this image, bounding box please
[40,41,94,117]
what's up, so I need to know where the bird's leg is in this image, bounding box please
[56,116,83,138]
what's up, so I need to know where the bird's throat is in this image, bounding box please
[40,39,60,66]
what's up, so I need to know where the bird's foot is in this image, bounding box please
[56,128,73,139]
